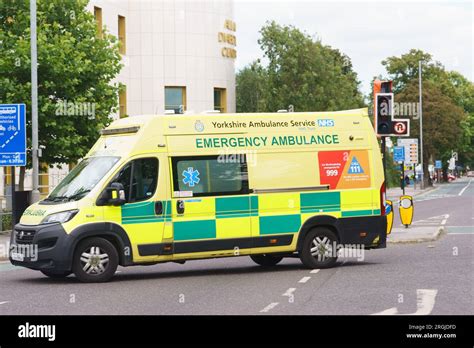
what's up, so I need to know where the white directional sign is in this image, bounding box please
[397,138,419,165]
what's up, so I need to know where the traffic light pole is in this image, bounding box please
[381,136,387,185]
[401,161,405,195]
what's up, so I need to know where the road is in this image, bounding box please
[0,178,472,315]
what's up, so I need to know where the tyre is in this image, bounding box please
[72,237,118,283]
[250,254,283,267]
[40,270,71,279]
[299,228,338,269]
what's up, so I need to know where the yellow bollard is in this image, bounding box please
[386,200,393,235]
[399,195,414,228]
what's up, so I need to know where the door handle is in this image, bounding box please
[177,200,185,214]
[155,201,163,215]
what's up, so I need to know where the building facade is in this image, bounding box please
[87,0,236,117]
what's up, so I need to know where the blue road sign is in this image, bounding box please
[0,104,26,166]
[435,160,442,169]
[393,146,405,162]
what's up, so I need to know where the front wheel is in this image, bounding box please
[250,254,283,267]
[72,237,118,283]
[299,228,338,269]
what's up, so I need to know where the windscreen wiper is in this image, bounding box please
[66,189,91,201]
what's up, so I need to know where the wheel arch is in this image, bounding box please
[67,222,133,268]
[297,215,341,251]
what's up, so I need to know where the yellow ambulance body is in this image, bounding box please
[11,108,388,282]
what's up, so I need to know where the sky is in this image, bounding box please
[234,0,473,96]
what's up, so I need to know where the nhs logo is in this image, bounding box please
[317,119,334,127]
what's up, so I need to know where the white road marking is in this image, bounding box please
[298,276,311,283]
[413,289,438,315]
[260,302,279,313]
[373,307,398,315]
[310,269,320,274]
[413,214,449,226]
[371,289,438,315]
[282,288,296,297]
[458,179,471,196]
[441,214,449,225]
[0,301,10,305]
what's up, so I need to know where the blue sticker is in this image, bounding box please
[348,157,364,174]
[182,167,200,187]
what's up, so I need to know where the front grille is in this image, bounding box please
[15,229,36,244]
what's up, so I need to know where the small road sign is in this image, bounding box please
[0,104,26,166]
[393,146,405,162]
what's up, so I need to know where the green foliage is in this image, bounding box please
[1,211,12,231]
[0,0,122,167]
[236,61,268,112]
[385,151,401,189]
[237,21,364,112]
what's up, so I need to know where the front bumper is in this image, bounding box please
[9,223,73,272]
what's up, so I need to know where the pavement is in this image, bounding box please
[0,177,471,315]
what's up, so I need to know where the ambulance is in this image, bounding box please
[10,108,388,282]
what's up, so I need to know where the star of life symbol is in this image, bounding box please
[182,167,200,187]
[348,157,364,174]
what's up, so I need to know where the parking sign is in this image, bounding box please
[0,104,27,166]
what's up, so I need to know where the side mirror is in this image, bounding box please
[107,182,126,206]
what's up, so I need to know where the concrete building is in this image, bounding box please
[88,0,236,117]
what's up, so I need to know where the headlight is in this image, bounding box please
[41,210,79,224]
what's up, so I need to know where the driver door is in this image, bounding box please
[102,154,169,263]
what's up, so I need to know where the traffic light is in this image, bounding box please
[374,80,393,136]
[376,93,393,135]
[373,80,409,136]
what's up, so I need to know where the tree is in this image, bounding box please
[236,21,364,113]
[236,61,268,112]
[0,0,122,188]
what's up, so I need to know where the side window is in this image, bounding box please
[112,158,158,203]
[172,155,248,197]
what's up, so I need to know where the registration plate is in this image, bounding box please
[11,252,24,261]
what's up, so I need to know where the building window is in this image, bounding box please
[165,87,186,114]
[214,88,227,113]
[171,155,249,197]
[94,7,102,38]
[119,87,127,118]
[118,15,126,54]
[39,163,49,195]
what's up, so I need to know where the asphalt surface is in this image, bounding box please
[0,178,472,315]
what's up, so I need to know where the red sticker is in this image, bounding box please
[318,151,349,189]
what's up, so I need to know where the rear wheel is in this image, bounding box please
[72,237,118,283]
[40,270,71,279]
[299,228,338,269]
[250,254,283,267]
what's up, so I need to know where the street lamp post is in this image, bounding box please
[418,60,424,190]
[30,0,40,203]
